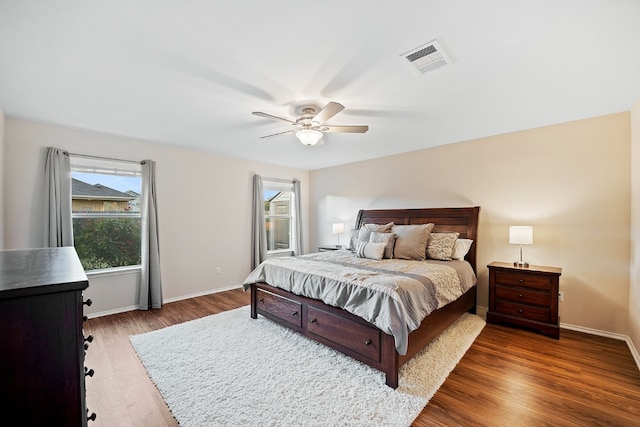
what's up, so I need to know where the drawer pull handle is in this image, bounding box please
[258,298,264,303]
[85,367,95,377]
[83,298,93,306]
[291,311,298,316]
[84,334,94,343]
[310,318,317,323]
[365,339,372,346]
[87,411,97,422]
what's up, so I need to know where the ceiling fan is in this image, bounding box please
[252,102,368,146]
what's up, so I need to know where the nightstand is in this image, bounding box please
[487,261,562,339]
[317,245,343,252]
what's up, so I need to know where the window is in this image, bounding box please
[263,180,296,253]
[70,157,142,271]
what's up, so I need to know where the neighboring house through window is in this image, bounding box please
[70,156,142,271]
[263,179,296,254]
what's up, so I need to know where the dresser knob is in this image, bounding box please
[365,339,372,346]
[518,279,524,283]
[87,411,97,422]
[83,299,93,306]
[84,334,94,343]
[310,318,317,323]
[518,294,523,298]
[83,315,88,322]
[84,343,90,351]
[291,311,298,316]
[258,298,264,303]
[85,367,95,377]
[518,309,523,314]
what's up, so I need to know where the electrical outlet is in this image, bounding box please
[215,267,221,275]
[558,291,564,302]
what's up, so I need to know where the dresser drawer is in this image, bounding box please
[495,285,551,306]
[307,306,381,362]
[256,288,302,328]
[494,300,550,323]
[494,271,552,290]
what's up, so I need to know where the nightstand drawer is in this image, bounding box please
[495,300,550,323]
[494,270,552,290]
[495,285,551,306]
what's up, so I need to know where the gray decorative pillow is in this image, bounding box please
[427,232,460,261]
[369,231,395,259]
[391,223,435,260]
[355,241,386,260]
[351,222,394,251]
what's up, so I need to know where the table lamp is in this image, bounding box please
[509,226,533,268]
[332,223,344,247]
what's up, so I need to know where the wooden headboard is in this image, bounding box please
[355,207,480,273]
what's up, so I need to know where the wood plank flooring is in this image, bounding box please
[83,288,640,426]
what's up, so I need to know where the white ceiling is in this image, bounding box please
[1,1,640,170]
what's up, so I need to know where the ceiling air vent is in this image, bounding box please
[400,40,452,75]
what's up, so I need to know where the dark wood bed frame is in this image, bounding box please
[250,206,480,388]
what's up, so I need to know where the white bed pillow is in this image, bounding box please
[355,241,386,260]
[451,238,474,260]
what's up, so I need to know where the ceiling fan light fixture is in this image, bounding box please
[296,129,323,146]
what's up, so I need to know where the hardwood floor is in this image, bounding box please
[84,289,640,426]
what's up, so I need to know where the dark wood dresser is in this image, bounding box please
[487,261,562,339]
[0,247,93,426]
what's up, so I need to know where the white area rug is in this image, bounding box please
[130,306,485,427]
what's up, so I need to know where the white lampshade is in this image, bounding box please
[296,129,323,146]
[509,226,533,245]
[332,223,345,234]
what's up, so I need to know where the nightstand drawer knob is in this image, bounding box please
[518,279,524,283]
[519,309,524,314]
[291,310,298,316]
[518,294,523,298]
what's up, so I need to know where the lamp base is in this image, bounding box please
[513,261,530,268]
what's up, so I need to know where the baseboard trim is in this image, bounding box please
[86,284,244,319]
[560,322,640,372]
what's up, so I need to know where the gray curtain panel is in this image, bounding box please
[252,174,268,269]
[139,160,163,310]
[43,147,73,247]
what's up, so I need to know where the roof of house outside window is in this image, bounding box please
[72,178,135,201]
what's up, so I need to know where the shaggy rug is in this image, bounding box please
[130,306,485,427]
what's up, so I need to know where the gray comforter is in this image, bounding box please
[242,250,476,355]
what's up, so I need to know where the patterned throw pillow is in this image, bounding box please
[355,241,386,260]
[369,231,395,259]
[427,232,460,261]
[350,222,394,251]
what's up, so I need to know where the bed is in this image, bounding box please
[243,206,480,388]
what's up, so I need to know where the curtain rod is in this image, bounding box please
[64,151,144,165]
[263,176,299,184]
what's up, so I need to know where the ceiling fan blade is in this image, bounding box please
[252,111,296,124]
[322,125,369,133]
[311,102,345,125]
[259,129,296,139]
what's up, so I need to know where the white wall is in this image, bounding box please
[630,97,640,360]
[309,113,631,336]
[4,117,309,316]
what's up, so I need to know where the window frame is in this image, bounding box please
[263,179,296,255]
[70,156,143,272]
